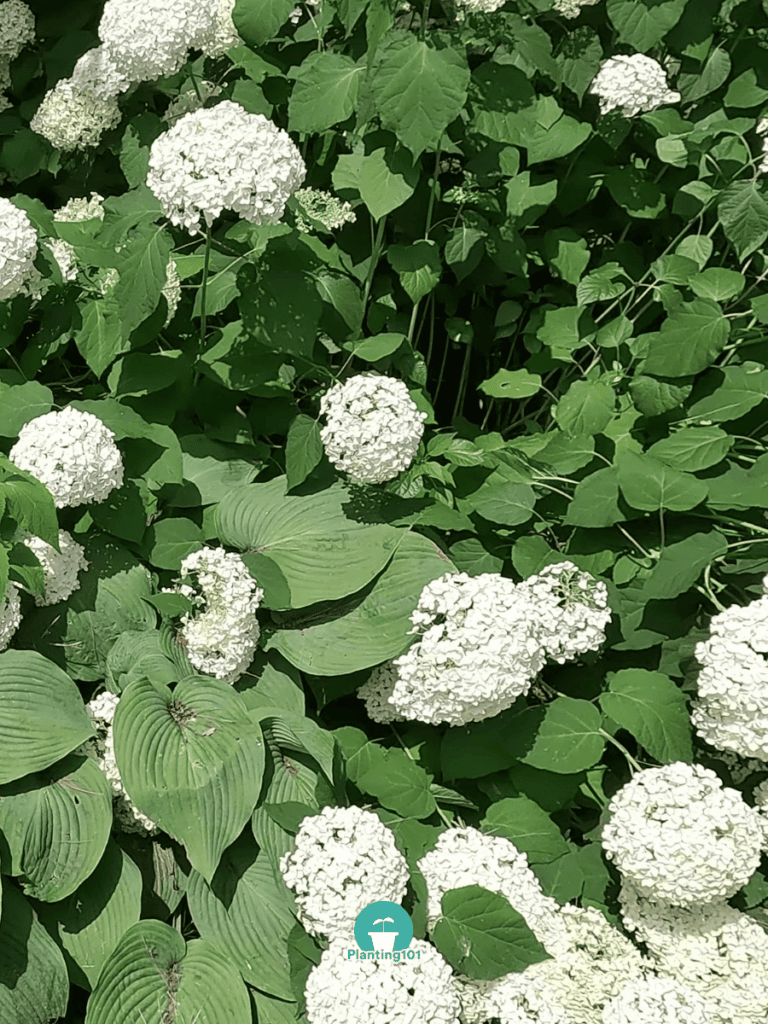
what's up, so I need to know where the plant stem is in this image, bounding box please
[193,226,213,387]
[599,729,644,774]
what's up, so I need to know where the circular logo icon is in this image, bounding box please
[354,901,413,952]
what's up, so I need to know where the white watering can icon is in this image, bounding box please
[368,916,398,951]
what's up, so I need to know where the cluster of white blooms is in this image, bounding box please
[162,258,182,324]
[147,100,306,235]
[293,188,357,233]
[86,691,159,834]
[601,975,714,1024]
[588,53,681,118]
[0,582,22,652]
[454,0,507,14]
[162,546,263,683]
[516,561,612,664]
[0,0,35,112]
[619,881,768,1023]
[196,0,240,58]
[289,0,321,25]
[280,806,409,941]
[691,576,768,761]
[9,406,124,508]
[20,529,88,606]
[304,936,461,1024]
[389,572,546,726]
[163,80,221,125]
[319,374,427,485]
[757,118,768,175]
[100,0,212,81]
[601,761,764,906]
[0,197,37,301]
[357,662,408,724]
[552,0,601,17]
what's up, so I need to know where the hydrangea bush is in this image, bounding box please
[2,0,768,1022]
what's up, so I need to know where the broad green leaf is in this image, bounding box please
[449,537,503,576]
[640,530,728,601]
[616,449,708,512]
[479,369,541,399]
[706,452,768,510]
[469,472,536,526]
[646,426,733,471]
[288,51,364,132]
[187,830,297,1000]
[481,796,571,865]
[107,349,190,398]
[84,921,251,1024]
[214,476,403,609]
[357,145,419,220]
[605,166,666,218]
[629,375,692,417]
[513,697,607,774]
[440,705,525,782]
[73,298,127,378]
[386,239,442,303]
[0,753,112,902]
[0,883,69,1024]
[606,0,688,51]
[675,47,731,103]
[371,37,470,158]
[675,233,714,270]
[536,305,596,362]
[269,531,455,675]
[554,380,615,436]
[432,885,550,980]
[0,465,59,548]
[0,381,53,436]
[688,267,745,302]
[345,737,436,819]
[113,676,266,882]
[142,518,204,570]
[172,434,260,508]
[0,650,94,784]
[119,112,163,188]
[531,850,584,905]
[685,363,768,423]
[541,227,590,285]
[237,650,305,716]
[343,332,407,361]
[562,467,625,527]
[505,173,558,226]
[576,263,630,305]
[253,708,337,787]
[31,839,142,990]
[641,298,729,377]
[717,180,768,262]
[233,0,295,46]
[599,669,693,763]
[285,414,324,490]
[444,225,485,281]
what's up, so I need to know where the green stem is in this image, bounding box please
[194,226,213,387]
[599,729,644,774]
[362,215,388,319]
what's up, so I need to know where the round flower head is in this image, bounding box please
[305,935,461,1024]
[29,78,122,151]
[602,975,714,1024]
[21,529,88,607]
[0,582,21,652]
[454,0,508,13]
[9,406,124,508]
[357,662,408,724]
[146,100,306,235]
[99,0,215,81]
[602,761,764,906]
[389,572,545,726]
[319,373,426,484]
[163,546,263,684]
[552,0,600,16]
[293,187,357,233]
[0,197,37,301]
[54,192,105,224]
[280,806,409,941]
[193,0,241,57]
[69,45,132,101]
[515,560,612,664]
[589,53,681,118]
[0,0,35,61]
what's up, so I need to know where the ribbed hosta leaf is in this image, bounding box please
[113,676,265,882]
[0,650,95,784]
[187,829,298,999]
[84,920,251,1024]
[0,752,112,902]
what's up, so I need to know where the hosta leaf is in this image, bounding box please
[113,676,265,883]
[599,669,694,763]
[0,650,95,784]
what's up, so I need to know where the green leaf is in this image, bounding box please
[371,37,470,159]
[724,68,768,108]
[214,476,403,609]
[386,239,442,303]
[345,738,437,819]
[107,350,190,398]
[444,225,485,282]
[688,267,745,302]
[554,380,615,436]
[0,651,94,784]
[646,426,733,471]
[232,0,296,46]
[514,697,607,774]
[0,468,59,549]
[606,0,688,51]
[479,369,541,399]
[432,885,551,981]
[706,452,768,510]
[616,449,708,512]
[685,363,768,423]
[440,704,526,782]
[112,222,173,337]
[531,850,584,905]
[482,796,571,865]
[563,467,625,528]
[717,181,768,261]
[343,332,407,362]
[0,381,53,437]
[0,753,112,902]
[119,113,163,188]
[629,375,692,417]
[238,264,323,360]
[114,676,266,883]
[640,530,728,601]
[536,305,596,362]
[599,669,693,763]
[641,298,729,377]
[541,227,590,285]
[605,166,666,218]
[288,51,364,132]
[357,145,420,221]
[469,472,536,526]
[285,414,324,490]
[142,518,204,570]
[73,298,127,378]
[172,434,260,508]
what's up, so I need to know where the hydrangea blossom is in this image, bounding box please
[515,560,611,664]
[162,257,181,324]
[0,582,22,652]
[162,547,262,684]
[304,935,461,1024]
[146,100,306,235]
[319,373,426,485]
[757,117,768,176]
[0,0,35,60]
[589,53,681,118]
[552,0,600,16]
[293,188,357,233]
[9,406,124,508]
[29,78,121,151]
[357,662,408,724]
[280,805,409,941]
[44,238,78,283]
[454,0,508,14]
[601,761,764,906]
[0,60,12,114]
[20,529,88,606]
[86,691,159,835]
[69,45,132,101]
[389,572,545,726]
[0,197,37,301]
[601,975,714,1024]
[54,192,106,224]
[194,0,241,57]
[99,0,215,81]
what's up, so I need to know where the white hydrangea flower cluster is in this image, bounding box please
[389,572,546,726]
[196,0,241,58]
[86,691,159,835]
[619,881,768,1023]
[280,805,409,941]
[515,561,612,664]
[293,188,357,233]
[0,196,37,301]
[0,581,21,652]
[9,406,124,508]
[601,761,764,906]
[0,0,35,112]
[757,118,768,176]
[163,80,222,125]
[162,258,182,325]
[45,239,78,283]
[304,935,461,1024]
[691,577,768,761]
[99,0,213,81]
[319,373,427,485]
[552,0,600,16]
[163,546,263,684]
[357,662,408,724]
[146,100,306,235]
[601,975,714,1024]
[454,0,507,14]
[588,53,681,118]
[20,529,88,607]
[55,192,106,224]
